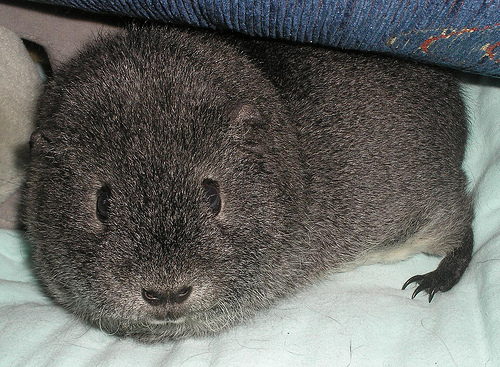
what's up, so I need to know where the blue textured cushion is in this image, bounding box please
[31,0,500,77]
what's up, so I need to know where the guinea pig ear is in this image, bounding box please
[231,102,263,125]
[230,103,270,154]
[29,129,58,156]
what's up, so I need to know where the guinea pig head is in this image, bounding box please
[22,44,306,341]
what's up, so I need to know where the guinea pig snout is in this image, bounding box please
[141,285,193,306]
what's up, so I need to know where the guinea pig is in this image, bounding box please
[22,24,473,342]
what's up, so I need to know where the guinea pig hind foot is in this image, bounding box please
[402,226,473,302]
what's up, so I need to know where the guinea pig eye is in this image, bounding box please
[202,179,221,215]
[96,186,111,222]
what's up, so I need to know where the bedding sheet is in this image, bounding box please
[0,75,499,366]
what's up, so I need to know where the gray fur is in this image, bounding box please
[22,25,473,342]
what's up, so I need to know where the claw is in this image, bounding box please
[402,273,440,302]
[428,288,437,303]
[411,285,423,299]
[402,275,424,290]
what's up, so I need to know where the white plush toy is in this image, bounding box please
[0,25,41,228]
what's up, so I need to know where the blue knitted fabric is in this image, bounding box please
[31,0,500,77]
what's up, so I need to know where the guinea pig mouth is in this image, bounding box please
[146,309,189,325]
[148,316,187,325]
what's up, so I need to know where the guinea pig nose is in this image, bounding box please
[141,289,166,306]
[141,286,193,306]
[171,286,192,304]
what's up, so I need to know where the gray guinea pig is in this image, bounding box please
[22,25,473,342]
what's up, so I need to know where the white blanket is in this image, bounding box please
[0,72,498,367]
